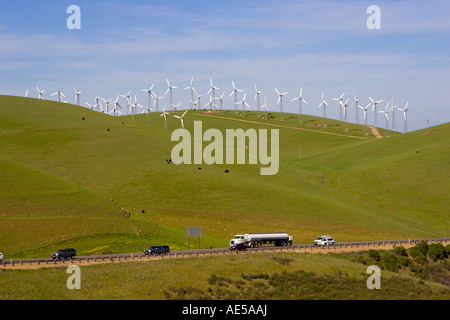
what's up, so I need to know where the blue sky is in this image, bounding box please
[0,0,449,131]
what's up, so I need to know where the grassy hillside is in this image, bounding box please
[0,95,448,257]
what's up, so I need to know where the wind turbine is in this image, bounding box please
[208,78,219,111]
[165,79,177,111]
[73,87,82,105]
[142,84,155,111]
[85,102,98,110]
[341,98,350,132]
[153,94,165,113]
[204,95,216,113]
[398,101,409,133]
[120,90,132,113]
[36,86,45,99]
[390,98,397,131]
[185,78,197,110]
[95,96,103,112]
[25,89,28,97]
[111,94,122,117]
[102,98,113,114]
[129,95,144,121]
[291,88,308,124]
[229,81,243,113]
[317,92,328,127]
[359,102,371,136]
[332,92,345,121]
[260,96,269,119]
[379,102,391,137]
[196,93,205,110]
[369,97,383,127]
[213,91,225,112]
[173,110,188,128]
[235,92,250,115]
[352,93,360,124]
[275,88,288,120]
[254,85,262,117]
[51,90,66,102]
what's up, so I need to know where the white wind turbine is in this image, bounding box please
[102,98,113,114]
[173,110,188,128]
[213,91,225,112]
[73,87,82,105]
[204,95,216,113]
[129,95,144,121]
[142,84,155,111]
[379,102,391,137]
[291,88,308,124]
[398,101,409,133]
[236,92,250,115]
[208,78,219,111]
[165,79,177,111]
[352,93,360,124]
[332,92,345,121]
[25,89,28,97]
[341,98,350,132]
[153,94,165,113]
[359,102,371,136]
[275,88,288,120]
[120,90,132,113]
[36,86,45,99]
[196,93,205,110]
[185,78,197,110]
[369,97,383,127]
[390,98,397,131]
[85,102,98,110]
[317,92,329,127]
[111,94,122,117]
[260,96,269,119]
[51,89,65,102]
[229,81,243,113]
[254,85,262,116]
[95,96,103,112]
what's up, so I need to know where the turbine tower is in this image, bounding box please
[153,95,165,113]
[229,81,243,113]
[352,93,360,124]
[398,101,409,133]
[254,85,262,116]
[235,92,250,115]
[184,78,197,110]
[275,88,288,120]
[379,102,390,137]
[318,92,328,127]
[359,102,371,136]
[142,84,155,112]
[332,92,345,121]
[390,98,397,131]
[208,78,219,111]
[341,98,350,132]
[165,79,177,111]
[369,97,383,127]
[73,87,82,105]
[291,88,308,124]
[214,91,225,112]
[260,96,269,119]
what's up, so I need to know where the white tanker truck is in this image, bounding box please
[229,232,293,248]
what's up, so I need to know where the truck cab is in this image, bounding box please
[230,235,245,246]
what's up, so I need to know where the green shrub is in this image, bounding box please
[368,250,380,261]
[380,251,399,272]
[393,246,408,257]
[409,245,427,264]
[427,243,448,261]
[444,244,450,256]
[416,241,429,255]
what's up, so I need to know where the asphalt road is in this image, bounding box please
[1,237,449,267]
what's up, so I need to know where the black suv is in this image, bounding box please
[144,245,170,255]
[51,248,76,260]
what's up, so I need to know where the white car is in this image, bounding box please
[314,236,335,246]
[0,253,3,262]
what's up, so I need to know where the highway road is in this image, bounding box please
[1,237,449,268]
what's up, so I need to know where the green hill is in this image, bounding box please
[0,95,448,258]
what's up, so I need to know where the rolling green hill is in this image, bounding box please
[0,95,448,258]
